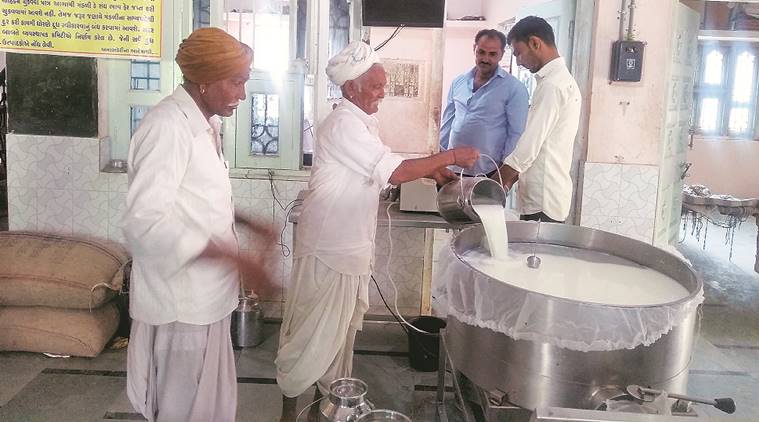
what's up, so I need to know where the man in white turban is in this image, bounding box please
[275,41,480,422]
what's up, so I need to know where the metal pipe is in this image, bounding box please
[435,328,449,422]
[627,0,637,40]
[442,334,474,422]
[618,0,628,41]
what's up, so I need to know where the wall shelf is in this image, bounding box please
[444,20,487,29]
[698,29,759,42]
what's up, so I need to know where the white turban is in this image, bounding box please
[326,41,381,86]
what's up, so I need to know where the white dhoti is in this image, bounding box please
[276,256,370,397]
[127,314,237,422]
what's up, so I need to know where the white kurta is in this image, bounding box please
[276,99,403,397]
[503,57,582,222]
[293,100,404,276]
[122,86,239,326]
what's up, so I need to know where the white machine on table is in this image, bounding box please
[399,179,439,213]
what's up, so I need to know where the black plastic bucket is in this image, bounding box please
[406,316,446,372]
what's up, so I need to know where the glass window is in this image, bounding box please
[111,0,309,170]
[732,51,755,104]
[693,43,759,139]
[130,60,161,91]
[224,0,291,73]
[327,0,350,99]
[225,0,307,170]
[703,49,724,85]
[130,105,152,136]
[250,93,280,156]
[729,107,750,134]
[194,0,211,30]
[698,98,719,132]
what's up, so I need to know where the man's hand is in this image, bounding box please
[237,249,278,295]
[235,212,277,245]
[234,212,277,293]
[492,164,520,190]
[429,167,458,186]
[198,212,278,294]
[449,147,480,169]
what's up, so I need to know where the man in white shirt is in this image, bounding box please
[123,27,273,422]
[493,16,582,223]
[276,41,479,422]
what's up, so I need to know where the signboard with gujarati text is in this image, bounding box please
[0,0,162,59]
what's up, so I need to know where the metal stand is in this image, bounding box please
[436,328,476,422]
[755,222,759,273]
[435,328,448,422]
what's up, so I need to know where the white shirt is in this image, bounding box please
[503,57,582,221]
[122,86,239,326]
[295,100,404,275]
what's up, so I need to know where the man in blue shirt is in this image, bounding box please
[440,29,529,176]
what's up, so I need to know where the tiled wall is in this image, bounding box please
[7,135,126,241]
[373,226,426,316]
[580,162,659,244]
[6,134,427,318]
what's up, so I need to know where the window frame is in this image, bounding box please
[103,0,311,172]
[102,0,182,164]
[693,40,759,140]
[228,67,305,170]
[222,0,305,170]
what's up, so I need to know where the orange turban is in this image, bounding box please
[175,27,253,84]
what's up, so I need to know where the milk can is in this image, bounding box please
[437,177,507,223]
[231,291,265,348]
[320,378,374,422]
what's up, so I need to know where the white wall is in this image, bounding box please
[441,0,558,112]
[579,0,684,245]
[447,0,483,20]
[0,52,5,71]
[482,0,548,27]
[585,0,677,165]
[688,138,759,198]
[371,27,442,154]
[441,26,480,110]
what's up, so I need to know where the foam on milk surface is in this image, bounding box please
[462,244,690,306]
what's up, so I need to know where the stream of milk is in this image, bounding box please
[472,203,509,258]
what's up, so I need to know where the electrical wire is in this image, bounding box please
[266,170,303,258]
[276,198,301,258]
[373,25,405,51]
[378,153,505,336]
[383,201,435,335]
[372,274,449,364]
[295,397,325,422]
[371,275,412,336]
[268,170,288,211]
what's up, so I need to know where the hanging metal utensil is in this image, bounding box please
[526,222,542,269]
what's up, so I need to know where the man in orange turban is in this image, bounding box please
[123,27,269,422]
